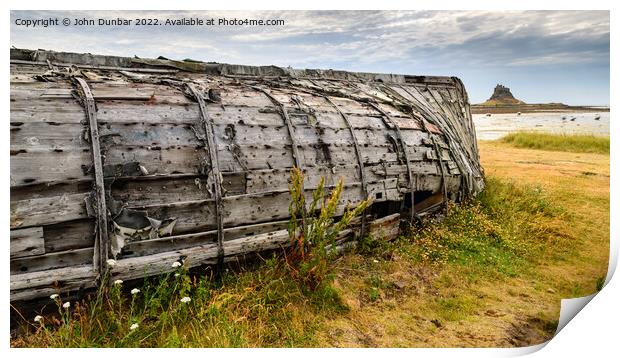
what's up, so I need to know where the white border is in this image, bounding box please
[2,1,616,357]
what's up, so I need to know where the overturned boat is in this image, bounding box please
[10,48,484,301]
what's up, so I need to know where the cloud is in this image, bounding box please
[10,10,609,69]
[9,10,609,104]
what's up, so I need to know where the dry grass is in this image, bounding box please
[11,139,610,348]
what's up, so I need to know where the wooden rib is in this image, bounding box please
[249,86,303,170]
[367,102,416,221]
[395,84,451,207]
[75,77,109,276]
[399,84,474,197]
[186,83,225,269]
[431,136,449,212]
[323,95,369,237]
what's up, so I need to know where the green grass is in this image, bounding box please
[11,176,577,347]
[500,132,609,154]
[13,257,346,347]
[435,296,476,322]
[407,177,567,279]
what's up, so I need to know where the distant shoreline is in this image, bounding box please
[471,104,609,114]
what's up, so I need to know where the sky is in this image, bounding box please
[10,10,610,105]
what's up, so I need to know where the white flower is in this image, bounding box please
[130,323,139,331]
[114,279,123,285]
[373,259,379,263]
[34,315,43,323]
[62,301,70,309]
[131,288,140,295]
[106,259,117,267]
[171,261,182,268]
[174,273,180,277]
[180,296,191,303]
[50,294,59,300]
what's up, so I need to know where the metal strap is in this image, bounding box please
[324,96,369,237]
[250,86,303,171]
[367,102,416,222]
[186,83,225,270]
[75,77,109,276]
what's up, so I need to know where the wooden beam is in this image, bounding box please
[74,77,109,276]
[323,95,370,238]
[186,83,225,269]
[10,247,93,275]
[431,136,449,213]
[10,265,97,302]
[367,102,417,221]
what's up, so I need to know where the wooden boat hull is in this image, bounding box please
[10,48,484,301]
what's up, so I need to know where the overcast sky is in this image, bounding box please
[10,10,610,105]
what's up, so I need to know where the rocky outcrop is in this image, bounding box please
[481,84,525,105]
[490,84,515,101]
[472,83,606,113]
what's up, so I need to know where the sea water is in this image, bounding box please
[473,112,610,141]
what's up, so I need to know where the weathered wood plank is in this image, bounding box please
[10,149,91,186]
[104,145,204,176]
[10,227,45,258]
[10,181,89,202]
[10,58,179,73]
[112,176,210,205]
[110,172,245,206]
[10,139,442,195]
[97,103,199,124]
[44,219,95,252]
[110,213,399,282]
[10,193,88,229]
[10,99,86,124]
[367,213,401,241]
[11,122,89,150]
[11,247,93,274]
[99,122,202,147]
[10,265,96,302]
[121,220,290,257]
[117,179,399,236]
[245,165,415,195]
[103,142,416,174]
[11,86,156,100]
[110,231,285,281]
[12,102,432,151]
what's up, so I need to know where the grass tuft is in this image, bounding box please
[500,132,609,154]
[408,177,567,279]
